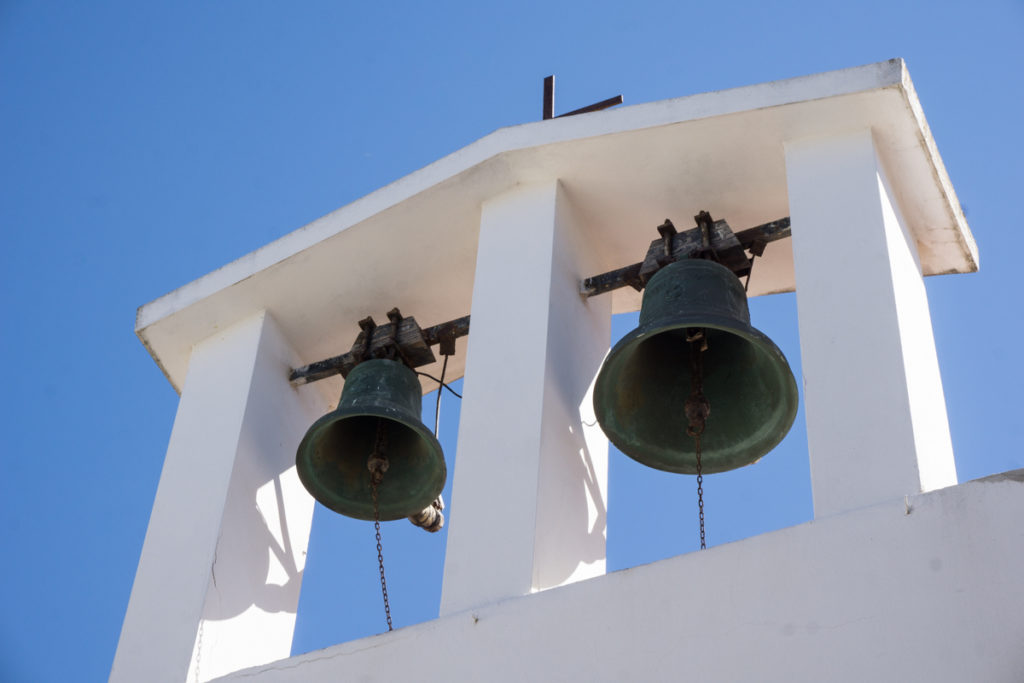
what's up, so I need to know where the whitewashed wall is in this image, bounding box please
[218,471,1024,682]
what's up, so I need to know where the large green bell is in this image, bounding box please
[296,358,446,521]
[593,258,798,474]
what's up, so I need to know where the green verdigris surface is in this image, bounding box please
[296,358,446,520]
[594,259,798,474]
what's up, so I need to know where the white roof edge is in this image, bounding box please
[135,325,179,392]
[136,59,908,333]
[897,61,979,272]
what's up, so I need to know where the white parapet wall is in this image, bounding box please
[217,471,1024,682]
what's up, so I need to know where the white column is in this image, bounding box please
[440,180,611,616]
[111,311,330,682]
[785,129,957,518]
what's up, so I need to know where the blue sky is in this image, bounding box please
[1,2,1022,680]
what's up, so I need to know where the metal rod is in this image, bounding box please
[543,74,622,120]
[543,75,554,120]
[578,262,644,298]
[733,216,791,247]
[422,315,471,347]
[556,95,624,118]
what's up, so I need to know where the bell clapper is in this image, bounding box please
[366,420,390,486]
[685,328,710,550]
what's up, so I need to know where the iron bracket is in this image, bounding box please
[289,311,471,386]
[580,214,792,298]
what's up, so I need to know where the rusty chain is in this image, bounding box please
[693,432,706,550]
[367,419,393,632]
[685,328,710,550]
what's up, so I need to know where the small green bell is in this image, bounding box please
[296,358,446,520]
[593,259,798,474]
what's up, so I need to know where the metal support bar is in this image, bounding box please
[289,314,471,386]
[422,315,471,348]
[556,95,624,118]
[577,263,645,298]
[733,216,791,246]
[542,74,623,120]
[580,216,791,298]
[543,75,554,120]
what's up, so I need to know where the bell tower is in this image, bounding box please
[113,60,1024,683]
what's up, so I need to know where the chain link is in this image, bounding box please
[685,328,710,550]
[371,480,393,632]
[694,433,706,550]
[367,419,394,632]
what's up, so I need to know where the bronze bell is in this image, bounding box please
[593,258,798,474]
[296,358,446,520]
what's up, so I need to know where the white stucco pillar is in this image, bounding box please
[111,311,329,682]
[785,129,957,518]
[440,180,611,616]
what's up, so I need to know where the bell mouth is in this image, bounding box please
[593,316,798,474]
[296,359,446,521]
[297,408,446,521]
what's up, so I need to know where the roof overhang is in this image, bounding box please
[136,58,977,406]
